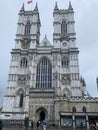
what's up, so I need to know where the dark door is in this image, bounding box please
[40,111,45,121]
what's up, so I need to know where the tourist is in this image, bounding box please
[37,120,39,129]
[31,120,33,129]
[0,120,3,130]
[42,119,47,130]
[80,122,83,130]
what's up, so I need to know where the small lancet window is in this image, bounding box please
[72,106,76,113]
[62,56,69,67]
[24,21,31,35]
[20,58,28,68]
[61,21,67,35]
[82,106,86,113]
[19,93,23,107]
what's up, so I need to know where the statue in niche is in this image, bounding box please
[53,71,59,80]
[61,74,70,85]
[18,75,26,85]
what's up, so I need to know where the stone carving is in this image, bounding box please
[61,74,70,85]
[18,74,31,86]
[18,75,26,85]
[62,87,72,97]
[27,74,30,81]
[43,41,47,46]
[21,39,30,49]
[53,71,59,80]
[53,54,58,63]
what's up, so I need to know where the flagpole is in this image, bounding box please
[27,0,33,10]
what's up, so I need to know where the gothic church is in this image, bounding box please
[1,2,98,129]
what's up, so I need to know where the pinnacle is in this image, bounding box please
[68,1,73,10]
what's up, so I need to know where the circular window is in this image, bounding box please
[62,42,67,47]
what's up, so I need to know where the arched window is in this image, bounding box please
[61,21,67,35]
[20,58,28,68]
[72,106,76,113]
[36,57,52,88]
[19,93,23,107]
[82,106,86,113]
[24,21,31,35]
[62,56,69,67]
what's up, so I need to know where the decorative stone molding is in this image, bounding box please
[17,74,30,86]
[62,87,72,97]
[61,74,70,85]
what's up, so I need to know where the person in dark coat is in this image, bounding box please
[80,122,83,130]
[36,121,39,129]
[31,120,33,130]
[0,120,3,130]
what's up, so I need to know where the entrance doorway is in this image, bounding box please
[40,111,45,121]
[36,107,47,122]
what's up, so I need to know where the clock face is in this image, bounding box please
[62,42,67,47]
[62,41,68,48]
[21,39,30,49]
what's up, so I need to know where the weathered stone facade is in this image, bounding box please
[1,2,98,129]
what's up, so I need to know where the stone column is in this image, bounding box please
[86,114,89,130]
[72,113,76,130]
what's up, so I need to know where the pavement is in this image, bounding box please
[2,126,74,130]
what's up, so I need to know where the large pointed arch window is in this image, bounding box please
[61,21,67,35]
[24,21,31,35]
[36,57,52,88]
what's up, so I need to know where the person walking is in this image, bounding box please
[24,117,29,130]
[80,122,83,130]
[31,120,33,130]
[42,119,47,130]
[37,120,39,129]
[0,120,3,130]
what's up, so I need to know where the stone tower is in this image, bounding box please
[2,2,91,125]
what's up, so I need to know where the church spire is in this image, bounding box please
[54,1,59,11]
[68,1,73,10]
[34,2,38,12]
[20,3,25,13]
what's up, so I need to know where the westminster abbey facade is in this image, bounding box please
[1,2,98,129]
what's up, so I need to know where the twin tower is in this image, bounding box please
[2,2,94,128]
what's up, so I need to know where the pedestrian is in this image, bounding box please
[24,117,29,130]
[96,121,98,129]
[0,120,3,130]
[80,122,83,130]
[31,120,33,130]
[42,119,47,130]
[37,120,39,129]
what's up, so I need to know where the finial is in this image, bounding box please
[20,3,25,12]
[34,2,38,11]
[82,78,86,86]
[54,1,59,10]
[68,1,73,10]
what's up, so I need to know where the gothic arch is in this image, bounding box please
[16,87,25,95]
[82,106,87,112]
[20,57,28,68]
[61,55,69,67]
[35,107,48,121]
[15,88,25,108]
[36,56,52,88]
[61,20,68,35]
[72,106,76,113]
[24,20,31,35]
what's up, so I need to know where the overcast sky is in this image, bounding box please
[0,0,98,105]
